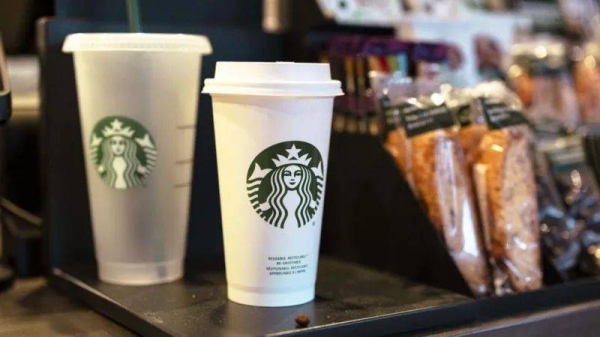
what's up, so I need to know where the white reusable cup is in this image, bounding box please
[203,62,342,306]
[63,33,212,285]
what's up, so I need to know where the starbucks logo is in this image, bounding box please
[90,116,157,189]
[247,141,324,229]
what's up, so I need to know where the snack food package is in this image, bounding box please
[473,81,542,294]
[560,131,600,275]
[399,81,492,297]
[444,86,487,170]
[509,40,581,133]
[558,0,600,38]
[375,73,414,182]
[538,135,596,277]
[574,43,600,124]
[362,38,413,136]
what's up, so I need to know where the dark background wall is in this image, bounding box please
[0,0,263,54]
[55,0,262,27]
[0,0,53,54]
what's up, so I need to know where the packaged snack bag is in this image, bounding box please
[574,43,600,124]
[538,135,596,278]
[399,80,492,297]
[510,40,581,133]
[473,81,542,294]
[374,73,414,183]
[444,86,487,170]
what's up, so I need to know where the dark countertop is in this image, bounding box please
[427,299,600,337]
[5,276,600,336]
[49,257,472,336]
[0,278,135,336]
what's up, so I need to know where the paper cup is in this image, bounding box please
[203,62,342,306]
[63,33,212,285]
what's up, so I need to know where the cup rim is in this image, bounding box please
[202,62,343,97]
[202,79,343,97]
[62,33,212,54]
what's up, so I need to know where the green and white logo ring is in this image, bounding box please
[247,141,324,229]
[90,116,157,189]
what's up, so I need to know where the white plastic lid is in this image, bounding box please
[62,33,212,54]
[202,62,343,97]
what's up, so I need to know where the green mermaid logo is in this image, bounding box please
[247,141,324,229]
[90,116,157,189]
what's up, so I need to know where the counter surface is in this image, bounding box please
[0,278,134,336]
[4,276,600,336]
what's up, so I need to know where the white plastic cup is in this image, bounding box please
[63,33,212,285]
[203,62,342,306]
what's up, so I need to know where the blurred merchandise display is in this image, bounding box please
[557,0,600,38]
[509,38,580,134]
[318,35,450,135]
[574,43,600,124]
[402,0,521,15]
[539,134,600,279]
[311,10,600,294]
[397,14,530,87]
[315,0,403,26]
[401,0,460,16]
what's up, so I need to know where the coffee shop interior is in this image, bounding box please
[4,0,600,336]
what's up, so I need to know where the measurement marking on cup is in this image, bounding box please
[176,124,196,130]
[175,159,193,165]
[174,182,192,189]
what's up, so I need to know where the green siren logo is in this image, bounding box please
[247,141,324,228]
[90,116,157,189]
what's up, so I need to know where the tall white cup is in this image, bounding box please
[63,33,212,285]
[203,62,342,306]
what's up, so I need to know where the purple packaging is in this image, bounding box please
[412,42,449,63]
[362,37,412,56]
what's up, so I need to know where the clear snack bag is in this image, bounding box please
[538,136,596,278]
[574,43,600,124]
[444,86,487,170]
[398,80,492,297]
[375,72,414,184]
[473,81,542,294]
[509,39,580,133]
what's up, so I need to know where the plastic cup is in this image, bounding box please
[63,33,212,285]
[203,62,342,306]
